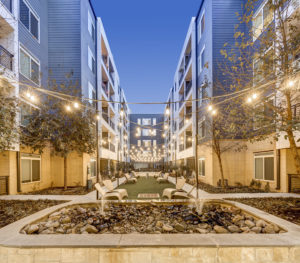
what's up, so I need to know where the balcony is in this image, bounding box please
[109,119,115,130]
[179,144,185,152]
[109,96,115,109]
[109,71,115,85]
[179,94,184,109]
[1,0,12,12]
[110,143,115,152]
[179,119,185,130]
[185,52,191,70]
[102,81,109,97]
[185,81,192,96]
[102,55,108,68]
[0,45,13,71]
[186,141,192,149]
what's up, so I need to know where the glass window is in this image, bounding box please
[201,48,205,70]
[152,118,156,125]
[88,47,95,73]
[201,14,205,35]
[19,0,39,41]
[198,119,205,138]
[142,118,151,125]
[153,140,157,146]
[20,49,30,79]
[137,118,141,125]
[21,154,41,183]
[137,140,141,146]
[197,11,205,41]
[20,48,40,84]
[254,152,274,180]
[199,158,205,176]
[88,12,95,42]
[142,129,150,136]
[90,159,96,177]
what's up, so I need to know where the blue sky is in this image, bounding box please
[91,0,200,114]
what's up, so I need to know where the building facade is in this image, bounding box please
[130,114,164,170]
[165,0,300,192]
[0,0,130,194]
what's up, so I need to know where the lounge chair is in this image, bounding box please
[125,173,137,183]
[162,178,186,199]
[95,183,123,200]
[103,180,128,199]
[157,173,169,183]
[132,171,140,178]
[171,186,195,199]
[154,171,162,178]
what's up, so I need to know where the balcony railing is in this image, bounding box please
[179,144,185,152]
[102,55,108,68]
[102,81,109,97]
[110,143,115,152]
[1,0,12,12]
[179,71,184,86]
[179,94,185,109]
[0,45,13,71]
[185,81,192,96]
[109,71,115,85]
[185,52,191,69]
[179,119,185,130]
[109,96,114,108]
[186,141,192,149]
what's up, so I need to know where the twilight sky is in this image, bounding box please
[91,0,200,114]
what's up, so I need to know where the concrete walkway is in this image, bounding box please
[0,176,298,201]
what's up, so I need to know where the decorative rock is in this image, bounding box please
[61,216,71,224]
[174,223,185,232]
[195,228,208,234]
[232,214,244,223]
[162,224,173,232]
[198,223,208,229]
[214,225,229,234]
[84,224,98,233]
[256,220,267,228]
[245,220,255,228]
[264,224,275,234]
[240,226,250,232]
[228,225,240,233]
[251,226,262,233]
[156,221,163,228]
[27,224,39,234]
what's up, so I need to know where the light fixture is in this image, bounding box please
[96,115,100,120]
[74,102,79,108]
[288,80,294,88]
[212,109,217,115]
[165,108,170,116]
[208,105,213,111]
[66,105,71,111]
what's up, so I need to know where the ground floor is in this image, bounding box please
[0,145,129,195]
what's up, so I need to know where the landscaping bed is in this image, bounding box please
[198,182,268,193]
[0,200,66,229]
[22,202,284,235]
[25,186,93,195]
[227,198,300,225]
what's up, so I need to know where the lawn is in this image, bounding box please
[117,176,175,199]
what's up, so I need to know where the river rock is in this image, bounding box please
[198,223,208,229]
[256,220,267,228]
[245,220,255,228]
[163,224,173,232]
[228,225,240,233]
[264,224,275,234]
[27,224,39,234]
[196,228,208,234]
[83,224,98,233]
[214,225,229,234]
[232,214,244,223]
[251,226,262,233]
[174,223,185,232]
[156,221,163,228]
[61,216,71,224]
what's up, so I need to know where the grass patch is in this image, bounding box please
[117,177,174,199]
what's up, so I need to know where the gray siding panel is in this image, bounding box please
[48,0,81,88]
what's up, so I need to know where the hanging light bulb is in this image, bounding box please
[165,108,170,116]
[164,124,168,130]
[120,108,124,117]
[74,102,79,109]
[66,105,71,112]
[288,80,294,88]
[252,93,258,99]
[26,91,31,98]
[96,115,100,120]
[247,97,253,103]
[212,109,217,115]
[208,105,213,111]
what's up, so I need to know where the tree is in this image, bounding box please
[0,85,18,152]
[220,0,300,172]
[21,78,96,189]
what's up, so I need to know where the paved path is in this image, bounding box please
[0,176,298,201]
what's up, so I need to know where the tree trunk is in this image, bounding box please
[64,156,68,190]
[217,152,226,188]
[287,129,300,174]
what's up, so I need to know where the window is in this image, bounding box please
[142,129,150,136]
[21,153,41,183]
[20,102,37,126]
[198,119,206,138]
[197,11,205,41]
[152,129,157,136]
[153,140,157,147]
[137,118,141,125]
[254,151,274,180]
[88,47,96,74]
[253,1,273,41]
[137,140,141,146]
[143,140,151,147]
[20,47,40,85]
[20,0,39,41]
[152,118,156,125]
[88,11,95,42]
[90,158,96,177]
[198,158,205,176]
[88,82,96,108]
[142,118,151,125]
[198,47,205,74]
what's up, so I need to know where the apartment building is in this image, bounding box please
[165,0,300,192]
[0,0,130,195]
[130,114,164,170]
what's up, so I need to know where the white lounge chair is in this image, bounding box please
[131,171,140,178]
[162,178,186,199]
[171,186,195,199]
[154,171,162,178]
[103,180,128,199]
[125,173,137,183]
[95,183,123,200]
[157,173,169,183]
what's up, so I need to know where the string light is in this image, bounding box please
[208,105,213,111]
[288,80,294,88]
[74,102,79,109]
[165,108,170,115]
[96,115,100,120]
[212,109,217,116]
[66,105,71,112]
